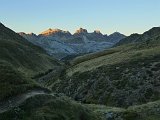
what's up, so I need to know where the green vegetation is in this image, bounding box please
[0,23,62,101]
[52,43,160,107]
[115,27,160,46]
[32,69,53,79]
[0,60,38,101]
[1,23,160,119]
[0,23,101,120]
[0,23,62,77]
[52,27,160,108]
[66,44,160,76]
[70,48,119,66]
[0,94,100,120]
[86,100,160,120]
[66,27,160,76]
[127,100,160,117]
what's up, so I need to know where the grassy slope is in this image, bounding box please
[0,23,102,120]
[0,94,100,120]
[52,28,160,108]
[1,23,160,119]
[69,27,160,74]
[13,98,159,120]
[115,27,160,46]
[67,34,160,76]
[87,100,160,120]
[1,94,159,120]
[0,23,62,101]
[67,44,160,76]
[0,60,38,101]
[0,23,61,77]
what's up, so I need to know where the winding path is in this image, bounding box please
[0,90,48,113]
[0,67,64,114]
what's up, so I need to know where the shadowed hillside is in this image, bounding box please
[0,23,62,77]
[51,27,160,108]
[0,94,100,120]
[0,23,102,120]
[0,23,62,101]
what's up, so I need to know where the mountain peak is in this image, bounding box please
[74,28,88,34]
[110,32,122,35]
[94,30,102,34]
[143,27,160,37]
[18,32,37,37]
[40,28,62,35]
[40,28,71,36]
[28,33,37,36]
[107,32,126,43]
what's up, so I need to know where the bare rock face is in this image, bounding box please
[19,28,126,59]
[40,28,72,37]
[107,32,126,43]
[74,28,88,35]
[40,28,61,35]
[94,30,102,34]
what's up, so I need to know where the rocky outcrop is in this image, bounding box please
[52,54,160,108]
[19,28,125,59]
[40,28,72,37]
[74,28,88,35]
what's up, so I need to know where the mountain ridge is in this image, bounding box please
[0,23,62,101]
[50,26,160,109]
[115,27,160,46]
[1,23,160,120]
[19,27,124,37]
[19,28,126,59]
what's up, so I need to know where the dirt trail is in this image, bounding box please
[0,90,47,113]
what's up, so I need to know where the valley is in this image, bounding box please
[19,28,125,59]
[0,23,160,120]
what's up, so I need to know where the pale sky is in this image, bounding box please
[0,0,160,35]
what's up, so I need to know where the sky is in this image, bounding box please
[0,0,160,35]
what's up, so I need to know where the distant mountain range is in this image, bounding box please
[1,22,160,120]
[115,27,160,46]
[51,26,160,109]
[19,28,126,59]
